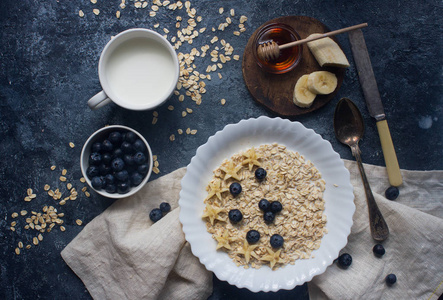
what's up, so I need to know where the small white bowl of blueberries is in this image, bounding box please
[80,125,153,198]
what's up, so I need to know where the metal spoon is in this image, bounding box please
[334,98,389,241]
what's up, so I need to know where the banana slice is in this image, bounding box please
[307,34,350,68]
[293,75,316,108]
[307,71,338,95]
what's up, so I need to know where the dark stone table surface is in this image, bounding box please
[1,0,441,299]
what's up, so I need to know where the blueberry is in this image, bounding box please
[133,139,146,152]
[255,168,267,180]
[92,142,102,153]
[102,140,114,152]
[385,274,397,285]
[105,184,116,194]
[337,253,352,269]
[263,211,275,223]
[270,201,283,213]
[108,131,123,145]
[373,244,385,257]
[229,182,242,196]
[138,163,150,174]
[228,209,243,223]
[270,234,284,248]
[149,208,163,222]
[124,131,137,143]
[111,158,125,172]
[123,154,135,166]
[121,141,134,154]
[115,170,129,182]
[133,152,147,165]
[246,230,260,244]
[86,166,100,179]
[385,186,399,200]
[113,148,124,158]
[102,153,112,164]
[160,202,171,213]
[104,174,115,185]
[89,152,102,165]
[99,164,112,176]
[130,172,144,186]
[258,199,270,212]
[91,176,104,189]
[117,181,130,194]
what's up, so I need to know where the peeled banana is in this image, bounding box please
[307,34,350,68]
[307,71,338,95]
[293,75,316,108]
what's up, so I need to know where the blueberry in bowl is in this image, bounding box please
[81,125,153,199]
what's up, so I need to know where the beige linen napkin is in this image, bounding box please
[61,168,212,300]
[62,161,443,300]
[308,161,443,300]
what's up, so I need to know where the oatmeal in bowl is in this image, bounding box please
[179,117,354,292]
[202,143,327,270]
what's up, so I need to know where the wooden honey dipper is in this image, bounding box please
[257,23,368,61]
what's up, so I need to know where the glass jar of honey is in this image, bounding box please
[252,23,302,74]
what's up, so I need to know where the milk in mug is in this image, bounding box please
[104,37,177,107]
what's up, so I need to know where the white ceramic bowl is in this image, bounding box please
[179,117,355,292]
[80,125,153,199]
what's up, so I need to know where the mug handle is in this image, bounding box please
[88,91,112,110]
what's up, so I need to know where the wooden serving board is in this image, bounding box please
[242,16,346,117]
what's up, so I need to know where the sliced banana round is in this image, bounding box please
[293,75,316,108]
[307,71,338,95]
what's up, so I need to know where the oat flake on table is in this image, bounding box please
[202,143,328,270]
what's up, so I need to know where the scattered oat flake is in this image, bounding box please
[190,129,197,135]
[116,11,121,18]
[44,184,50,191]
[169,134,176,141]
[334,184,339,187]
[230,8,235,16]
[186,128,191,134]
[219,7,224,14]
[24,196,31,202]
[60,226,66,232]
[15,248,20,255]
[182,111,187,117]
[168,105,174,110]
[93,9,100,15]
[33,237,39,245]
[60,176,67,182]
[79,10,84,17]
[20,210,27,216]
[178,129,183,135]
[240,15,247,23]
[76,219,83,226]
[62,169,67,176]
[38,234,43,241]
[90,0,97,3]
[10,227,15,231]
[12,212,18,218]
[51,165,56,171]
[80,177,86,183]
[153,167,160,174]
[18,241,23,248]
[186,108,193,113]
[85,191,90,197]
[221,98,226,105]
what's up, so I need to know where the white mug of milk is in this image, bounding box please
[88,28,179,110]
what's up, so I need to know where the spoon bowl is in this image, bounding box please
[334,98,389,241]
